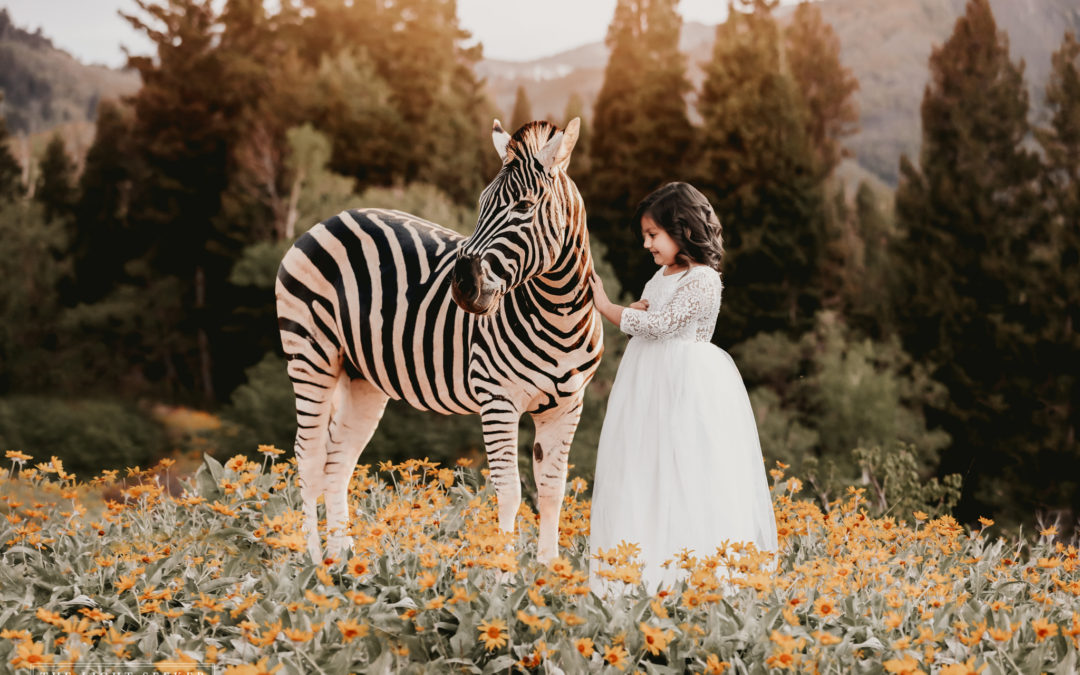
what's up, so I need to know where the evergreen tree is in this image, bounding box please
[783,1,859,179]
[122,0,248,402]
[697,0,824,345]
[852,182,895,334]
[71,100,138,305]
[0,96,22,202]
[1032,31,1080,519]
[510,85,533,132]
[0,202,68,392]
[893,0,1044,524]
[313,48,404,195]
[563,92,591,178]
[287,0,495,203]
[386,0,495,204]
[1038,32,1080,304]
[34,133,76,224]
[588,0,695,298]
[218,0,293,243]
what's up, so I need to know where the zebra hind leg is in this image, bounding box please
[286,357,340,563]
[324,377,389,558]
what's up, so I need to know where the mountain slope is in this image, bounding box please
[0,9,139,135]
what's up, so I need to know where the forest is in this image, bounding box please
[0,0,1077,537]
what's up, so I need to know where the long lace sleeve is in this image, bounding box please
[619,271,721,340]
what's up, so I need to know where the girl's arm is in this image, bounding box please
[588,273,626,326]
[620,271,721,340]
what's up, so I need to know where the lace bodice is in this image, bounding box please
[619,265,723,343]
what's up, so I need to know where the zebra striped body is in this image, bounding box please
[276,119,601,563]
[278,208,600,416]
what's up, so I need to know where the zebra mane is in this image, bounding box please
[504,121,562,164]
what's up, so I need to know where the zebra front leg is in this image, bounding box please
[323,378,389,557]
[480,405,523,534]
[530,396,584,564]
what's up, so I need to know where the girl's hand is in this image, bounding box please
[589,272,627,327]
[588,272,610,309]
[629,299,649,311]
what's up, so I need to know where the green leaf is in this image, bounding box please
[481,654,516,674]
[363,647,395,675]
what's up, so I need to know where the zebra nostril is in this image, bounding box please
[453,254,480,298]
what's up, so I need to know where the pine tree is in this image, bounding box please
[510,85,533,132]
[783,1,859,179]
[1038,32,1080,294]
[393,0,495,204]
[122,0,246,402]
[72,100,138,304]
[218,0,294,243]
[698,0,824,345]
[0,96,22,202]
[34,133,76,224]
[1032,31,1080,518]
[562,92,591,178]
[588,0,695,298]
[893,0,1044,524]
[314,48,407,194]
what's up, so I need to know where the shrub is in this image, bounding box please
[0,396,167,476]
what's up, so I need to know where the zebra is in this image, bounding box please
[275,118,603,564]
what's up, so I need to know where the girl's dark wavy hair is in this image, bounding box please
[633,182,724,272]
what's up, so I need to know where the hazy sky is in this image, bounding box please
[1,0,738,67]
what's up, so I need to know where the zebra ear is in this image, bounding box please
[539,117,580,175]
[492,119,512,162]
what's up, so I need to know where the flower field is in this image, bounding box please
[0,449,1077,674]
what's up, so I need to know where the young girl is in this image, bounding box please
[588,182,778,594]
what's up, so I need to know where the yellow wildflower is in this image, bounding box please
[1032,617,1058,642]
[883,657,925,675]
[10,640,53,668]
[517,610,552,632]
[813,595,839,619]
[345,590,376,606]
[939,657,986,675]
[574,637,595,658]
[603,644,630,671]
[336,618,368,642]
[640,622,673,656]
[477,619,508,651]
[704,654,731,674]
[222,657,281,675]
[346,557,370,577]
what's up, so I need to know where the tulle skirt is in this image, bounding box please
[589,338,778,594]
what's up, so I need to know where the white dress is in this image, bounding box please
[589,264,778,594]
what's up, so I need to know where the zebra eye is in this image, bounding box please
[512,199,536,213]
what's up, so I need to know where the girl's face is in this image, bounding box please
[641,214,681,268]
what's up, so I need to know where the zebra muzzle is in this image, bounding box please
[451,253,499,315]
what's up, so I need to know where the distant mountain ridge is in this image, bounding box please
[0,8,139,135]
[479,0,1080,186]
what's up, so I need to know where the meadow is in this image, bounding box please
[0,449,1077,674]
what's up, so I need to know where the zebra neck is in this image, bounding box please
[527,225,594,325]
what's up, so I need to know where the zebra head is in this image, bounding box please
[451,118,582,315]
